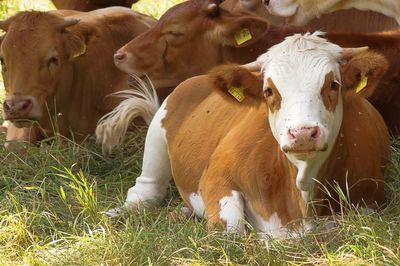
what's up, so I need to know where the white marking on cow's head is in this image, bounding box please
[257,32,343,192]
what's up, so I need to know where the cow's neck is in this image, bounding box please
[285,151,331,215]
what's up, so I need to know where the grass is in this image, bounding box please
[0,1,400,265]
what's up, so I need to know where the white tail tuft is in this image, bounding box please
[95,75,159,154]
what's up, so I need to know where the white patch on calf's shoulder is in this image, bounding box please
[189,193,206,218]
[219,191,245,233]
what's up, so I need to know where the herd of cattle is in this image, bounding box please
[1,0,399,238]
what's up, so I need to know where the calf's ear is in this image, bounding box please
[209,64,263,104]
[341,50,388,99]
[214,15,269,47]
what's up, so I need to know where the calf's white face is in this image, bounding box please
[258,33,343,162]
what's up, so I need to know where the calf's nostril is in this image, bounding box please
[310,126,321,140]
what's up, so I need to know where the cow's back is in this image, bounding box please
[307,9,398,33]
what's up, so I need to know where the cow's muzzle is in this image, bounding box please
[3,98,33,118]
[282,126,328,154]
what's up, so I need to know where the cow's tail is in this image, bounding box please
[95,75,159,154]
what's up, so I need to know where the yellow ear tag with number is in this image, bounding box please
[228,86,245,102]
[73,43,87,59]
[355,75,368,93]
[235,28,252,46]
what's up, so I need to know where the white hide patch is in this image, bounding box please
[244,201,289,239]
[189,193,206,218]
[219,191,245,233]
[267,0,299,17]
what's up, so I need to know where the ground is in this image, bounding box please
[0,1,399,265]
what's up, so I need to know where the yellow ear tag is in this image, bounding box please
[228,86,245,102]
[73,43,87,58]
[235,28,252,46]
[355,75,368,93]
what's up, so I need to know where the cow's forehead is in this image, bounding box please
[159,0,205,22]
[265,52,340,95]
[2,12,63,53]
[258,32,342,93]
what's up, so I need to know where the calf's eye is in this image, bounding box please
[330,80,341,91]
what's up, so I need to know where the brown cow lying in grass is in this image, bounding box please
[97,0,400,153]
[51,0,139,11]
[107,33,389,238]
[0,7,157,150]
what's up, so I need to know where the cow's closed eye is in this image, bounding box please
[167,31,184,37]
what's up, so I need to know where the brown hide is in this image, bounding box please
[0,8,155,143]
[51,0,139,11]
[162,65,388,229]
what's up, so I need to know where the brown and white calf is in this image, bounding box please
[107,33,389,237]
[266,0,400,26]
[97,0,399,153]
[0,7,157,150]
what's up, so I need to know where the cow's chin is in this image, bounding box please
[281,144,328,160]
[9,118,38,128]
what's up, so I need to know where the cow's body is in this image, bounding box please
[97,1,400,152]
[267,0,400,26]
[51,0,139,11]
[108,34,389,237]
[0,7,157,148]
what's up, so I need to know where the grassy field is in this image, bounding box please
[0,1,400,265]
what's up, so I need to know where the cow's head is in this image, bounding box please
[213,32,388,194]
[0,11,87,127]
[113,0,269,89]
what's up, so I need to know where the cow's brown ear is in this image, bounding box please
[63,32,87,60]
[341,50,388,99]
[209,64,263,104]
[215,16,269,47]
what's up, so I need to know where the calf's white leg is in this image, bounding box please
[107,100,172,217]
